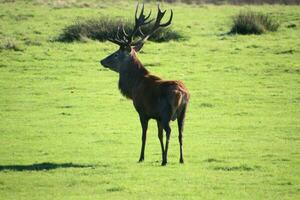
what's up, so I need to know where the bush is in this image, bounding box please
[230,11,279,34]
[57,17,184,43]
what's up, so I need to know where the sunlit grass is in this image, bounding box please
[0,1,299,200]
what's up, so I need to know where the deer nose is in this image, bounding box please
[100,59,106,67]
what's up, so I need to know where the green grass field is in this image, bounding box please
[0,1,300,199]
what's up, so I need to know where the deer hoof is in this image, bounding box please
[138,158,144,162]
[161,161,167,166]
[180,159,184,164]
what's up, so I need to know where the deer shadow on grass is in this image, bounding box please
[0,162,95,171]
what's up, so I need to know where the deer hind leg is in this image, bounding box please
[157,121,164,162]
[177,104,187,164]
[162,121,171,166]
[159,99,172,166]
[138,116,148,162]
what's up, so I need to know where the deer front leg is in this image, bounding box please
[157,121,165,162]
[138,116,148,162]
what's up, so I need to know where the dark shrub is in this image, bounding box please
[230,11,279,34]
[57,17,184,43]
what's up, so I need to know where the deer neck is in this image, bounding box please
[118,54,148,99]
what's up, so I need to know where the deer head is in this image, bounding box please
[100,3,173,72]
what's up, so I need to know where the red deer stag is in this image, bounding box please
[100,4,190,166]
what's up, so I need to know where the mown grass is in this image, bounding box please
[0,1,300,200]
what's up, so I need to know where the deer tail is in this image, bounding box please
[170,91,183,121]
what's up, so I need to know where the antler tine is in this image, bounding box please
[139,3,144,20]
[137,3,152,24]
[116,26,121,40]
[107,25,128,46]
[138,27,145,37]
[107,38,125,46]
[159,9,173,27]
[154,5,173,28]
[135,2,139,22]
[122,25,128,37]
[144,9,152,21]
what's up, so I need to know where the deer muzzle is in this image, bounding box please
[100,59,108,68]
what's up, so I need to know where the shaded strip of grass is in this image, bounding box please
[0,162,95,171]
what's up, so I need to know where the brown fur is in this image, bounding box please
[126,51,189,121]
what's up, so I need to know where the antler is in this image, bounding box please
[107,25,128,46]
[132,5,173,46]
[128,3,153,44]
[108,4,173,47]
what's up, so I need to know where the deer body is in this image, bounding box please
[118,51,188,121]
[100,4,189,165]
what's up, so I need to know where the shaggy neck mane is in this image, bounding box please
[118,53,149,99]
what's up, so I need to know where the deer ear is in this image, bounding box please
[133,42,144,52]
